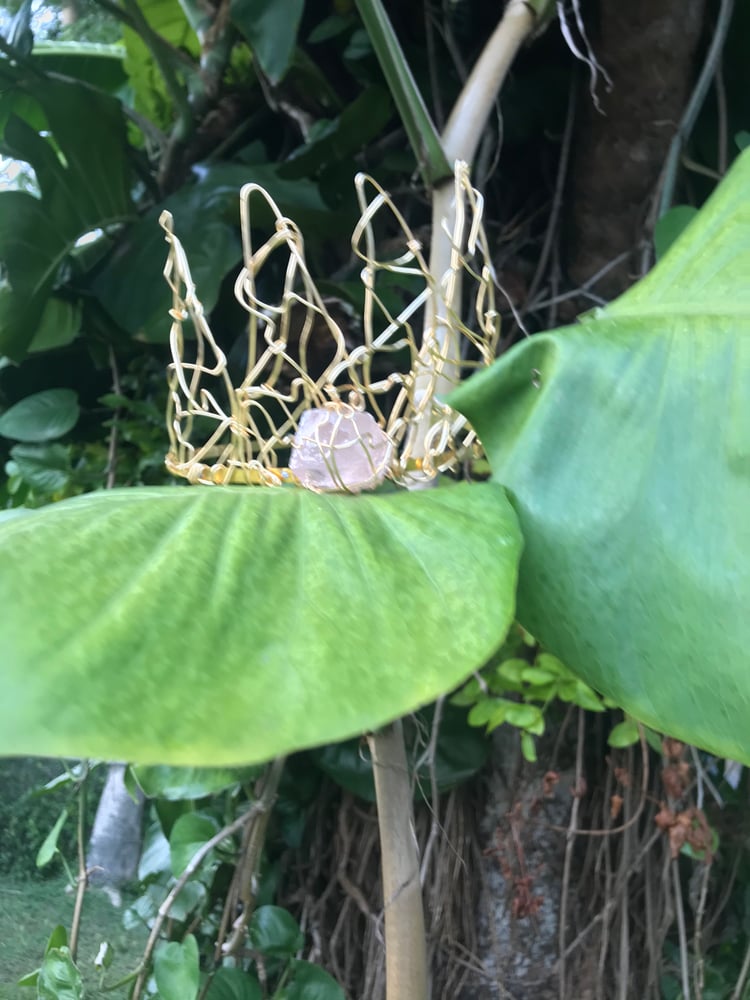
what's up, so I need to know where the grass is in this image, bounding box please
[0,874,148,999]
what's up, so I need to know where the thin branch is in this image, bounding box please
[558,707,584,999]
[672,859,692,1000]
[68,764,89,961]
[658,0,735,216]
[105,346,122,490]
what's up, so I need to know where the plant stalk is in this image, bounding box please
[420,0,540,409]
[369,722,427,1000]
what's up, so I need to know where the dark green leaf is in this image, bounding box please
[0,482,520,764]
[230,0,304,83]
[0,76,132,359]
[36,810,68,868]
[28,297,82,353]
[31,42,127,92]
[654,205,698,260]
[281,959,345,1000]
[169,812,221,876]
[0,389,79,442]
[451,147,750,764]
[154,935,199,1000]
[248,905,304,958]
[205,968,262,1000]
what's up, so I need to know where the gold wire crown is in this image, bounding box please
[161,161,499,493]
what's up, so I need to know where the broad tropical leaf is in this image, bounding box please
[0,482,520,765]
[451,148,750,763]
[0,76,133,359]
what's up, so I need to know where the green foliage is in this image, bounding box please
[0,759,102,878]
[451,148,750,765]
[0,74,133,360]
[453,629,606,761]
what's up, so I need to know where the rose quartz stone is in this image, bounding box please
[290,407,393,492]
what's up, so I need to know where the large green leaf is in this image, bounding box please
[450,148,750,764]
[0,482,520,764]
[91,162,337,342]
[0,76,133,359]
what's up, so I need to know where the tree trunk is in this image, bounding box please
[87,764,144,892]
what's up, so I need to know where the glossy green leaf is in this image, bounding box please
[37,947,83,1000]
[0,77,132,359]
[7,443,72,494]
[154,934,199,1000]
[248,905,304,958]
[451,147,750,764]
[31,42,127,92]
[205,968,262,1000]
[0,481,519,765]
[169,812,221,876]
[92,161,335,342]
[46,926,68,954]
[28,297,82,353]
[281,960,345,1000]
[231,0,304,83]
[132,764,257,800]
[36,809,68,868]
[0,389,79,442]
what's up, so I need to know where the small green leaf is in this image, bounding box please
[16,968,40,986]
[37,946,83,1000]
[249,905,304,958]
[571,682,606,713]
[281,959,345,1000]
[45,926,68,953]
[36,810,68,868]
[503,703,544,732]
[520,666,557,685]
[154,935,199,1000]
[520,731,537,763]
[608,718,641,749]
[0,389,79,442]
[736,130,750,151]
[169,812,221,876]
[495,658,525,686]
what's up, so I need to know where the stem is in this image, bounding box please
[657,0,735,216]
[420,0,539,407]
[368,722,427,1000]
[69,763,89,962]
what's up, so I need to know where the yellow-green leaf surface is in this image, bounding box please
[451,148,750,763]
[0,483,520,765]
